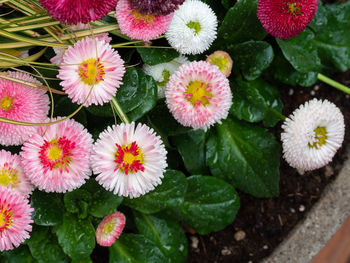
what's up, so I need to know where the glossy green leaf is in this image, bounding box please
[230,78,283,127]
[312,2,350,71]
[27,226,69,263]
[64,189,92,219]
[109,234,167,263]
[206,117,280,197]
[85,103,114,117]
[134,212,188,263]
[83,179,123,218]
[230,41,274,80]
[173,175,240,235]
[2,245,36,263]
[54,214,95,260]
[218,0,266,44]
[30,190,64,226]
[123,170,187,214]
[277,29,322,73]
[136,47,178,66]
[171,129,209,174]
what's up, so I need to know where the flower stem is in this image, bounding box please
[111,97,130,124]
[317,73,350,95]
[269,108,286,121]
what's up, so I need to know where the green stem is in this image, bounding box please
[269,108,286,121]
[317,73,350,95]
[110,97,130,124]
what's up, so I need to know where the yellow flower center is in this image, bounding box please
[0,95,14,111]
[187,21,201,35]
[185,81,213,107]
[0,205,12,232]
[0,167,19,187]
[78,58,105,86]
[287,2,302,16]
[48,146,62,161]
[103,219,117,235]
[132,10,155,25]
[208,56,230,75]
[114,142,145,175]
[309,126,327,148]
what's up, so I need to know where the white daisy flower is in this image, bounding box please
[91,122,167,199]
[281,99,345,173]
[165,0,217,55]
[143,56,189,98]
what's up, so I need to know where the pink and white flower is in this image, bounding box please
[115,0,173,41]
[165,61,232,130]
[96,211,126,246]
[0,71,49,146]
[20,118,93,193]
[92,122,167,198]
[0,150,33,197]
[57,37,125,107]
[0,187,33,251]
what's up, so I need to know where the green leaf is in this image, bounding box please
[276,29,322,73]
[134,212,188,263]
[27,226,69,263]
[206,117,280,197]
[269,49,318,87]
[230,41,274,80]
[218,0,267,44]
[109,234,167,263]
[30,190,64,226]
[173,175,240,235]
[221,0,234,9]
[136,48,178,66]
[2,245,36,263]
[85,103,114,118]
[115,68,157,121]
[171,129,209,174]
[83,179,123,218]
[230,78,283,127]
[123,170,187,214]
[312,2,350,71]
[64,189,92,219]
[54,214,95,260]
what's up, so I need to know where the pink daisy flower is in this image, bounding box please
[257,0,319,39]
[38,0,119,25]
[206,51,233,77]
[0,187,33,251]
[115,0,173,41]
[51,24,112,65]
[0,150,33,197]
[20,117,93,193]
[57,37,125,107]
[96,211,126,246]
[165,61,232,130]
[91,122,167,198]
[0,71,50,146]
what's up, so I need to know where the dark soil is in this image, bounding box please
[186,70,350,263]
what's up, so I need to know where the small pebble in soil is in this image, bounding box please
[221,246,232,256]
[310,90,316,96]
[299,205,306,212]
[314,85,319,91]
[190,236,199,249]
[325,165,334,178]
[234,230,246,241]
[288,88,294,96]
[290,208,296,213]
[263,245,269,250]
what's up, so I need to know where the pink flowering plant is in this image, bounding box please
[0,0,349,262]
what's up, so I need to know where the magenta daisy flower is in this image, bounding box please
[0,150,33,197]
[257,0,319,39]
[165,61,232,130]
[20,118,93,193]
[39,0,119,25]
[0,71,50,146]
[91,122,167,198]
[57,37,125,107]
[96,211,126,246]
[129,0,185,16]
[115,0,173,41]
[0,187,33,251]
